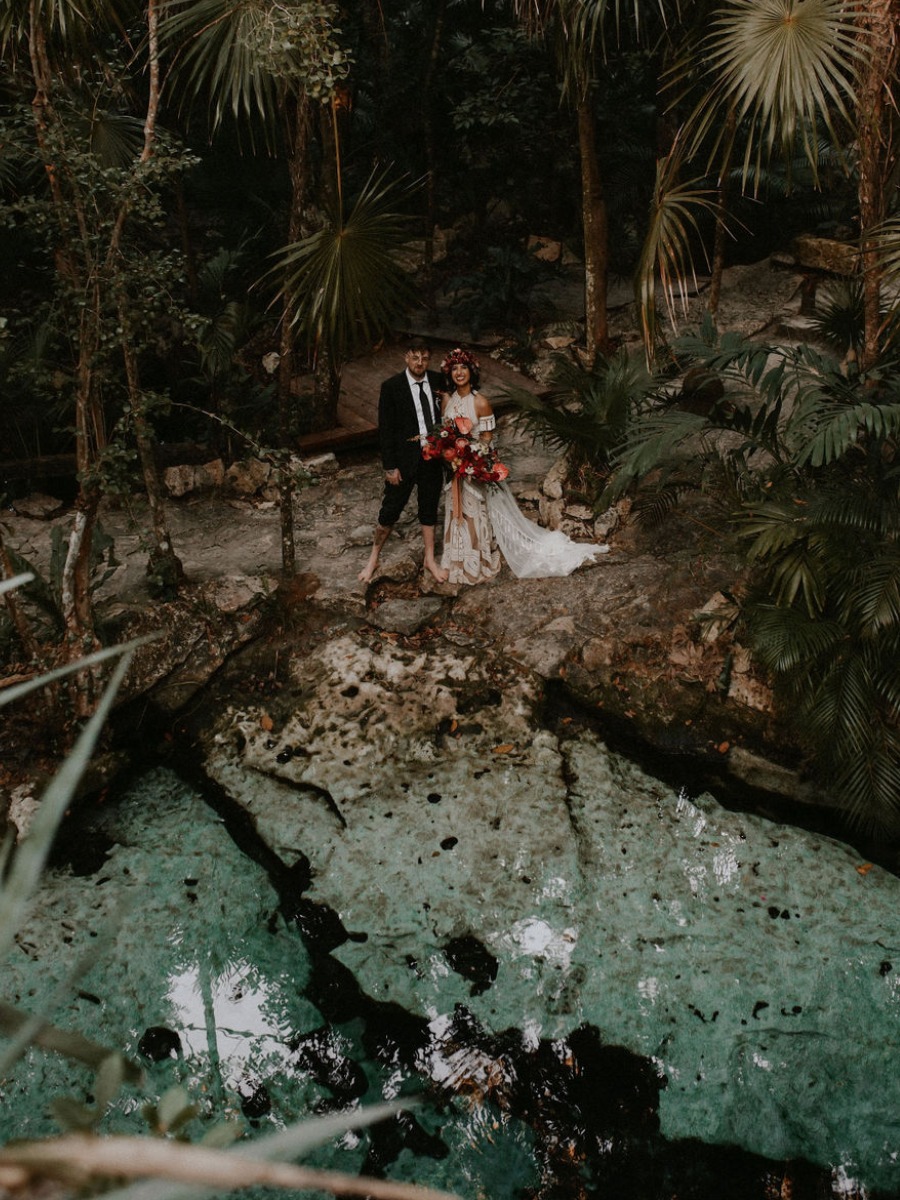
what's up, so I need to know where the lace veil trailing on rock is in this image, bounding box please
[485,483,607,578]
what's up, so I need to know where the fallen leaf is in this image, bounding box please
[856,863,874,876]
[717,741,730,754]
[492,744,514,755]
[450,719,458,733]
[260,713,274,731]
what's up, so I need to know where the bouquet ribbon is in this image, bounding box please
[451,474,462,523]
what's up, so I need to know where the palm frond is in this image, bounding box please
[267,168,418,365]
[159,0,348,134]
[837,553,900,635]
[631,480,699,527]
[637,142,719,360]
[89,111,145,169]
[745,601,845,674]
[506,349,659,470]
[863,214,900,293]
[683,0,865,190]
[605,407,708,500]
[795,399,900,468]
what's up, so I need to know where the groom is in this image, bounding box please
[358,336,449,584]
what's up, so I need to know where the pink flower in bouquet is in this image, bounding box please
[453,415,473,436]
[492,462,510,481]
[442,445,458,461]
[455,436,469,451]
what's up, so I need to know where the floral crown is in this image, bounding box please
[441,347,480,374]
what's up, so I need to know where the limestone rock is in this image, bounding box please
[726,745,818,804]
[11,493,65,520]
[374,554,419,584]
[695,591,739,643]
[593,506,619,541]
[582,637,612,671]
[527,235,562,263]
[541,456,568,500]
[225,457,272,496]
[301,453,339,476]
[347,524,374,547]
[791,234,858,276]
[539,496,565,531]
[728,671,773,713]
[7,784,39,841]
[201,573,275,614]
[367,598,443,635]
[164,459,224,498]
[564,504,593,522]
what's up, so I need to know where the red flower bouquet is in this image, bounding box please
[420,415,510,484]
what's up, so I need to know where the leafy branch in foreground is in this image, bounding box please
[0,1115,460,1200]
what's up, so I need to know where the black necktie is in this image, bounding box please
[417,380,433,425]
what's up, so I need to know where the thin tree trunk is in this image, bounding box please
[708,109,737,319]
[119,301,185,594]
[421,0,447,324]
[111,0,184,594]
[577,94,610,359]
[275,96,314,578]
[856,0,900,371]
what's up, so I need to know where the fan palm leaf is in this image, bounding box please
[868,215,900,292]
[684,0,866,190]
[267,168,417,367]
[0,0,129,50]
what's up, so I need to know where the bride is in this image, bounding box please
[437,347,608,585]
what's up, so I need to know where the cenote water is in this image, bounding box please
[3,639,899,1198]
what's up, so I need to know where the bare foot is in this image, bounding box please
[424,558,449,584]
[358,556,379,583]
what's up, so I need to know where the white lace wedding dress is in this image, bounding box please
[440,392,502,585]
[440,390,607,583]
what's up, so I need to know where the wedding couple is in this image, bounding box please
[357,336,608,586]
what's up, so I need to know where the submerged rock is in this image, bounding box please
[199,628,900,1194]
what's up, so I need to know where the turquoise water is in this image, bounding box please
[2,749,899,1198]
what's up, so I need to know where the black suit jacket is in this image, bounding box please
[378,368,444,476]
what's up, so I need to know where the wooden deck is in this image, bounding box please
[296,336,545,455]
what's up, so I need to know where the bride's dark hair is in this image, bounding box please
[441,346,481,390]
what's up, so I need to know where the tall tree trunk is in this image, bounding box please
[856,0,900,371]
[421,0,448,324]
[275,96,314,578]
[112,0,184,595]
[118,301,185,596]
[577,94,610,359]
